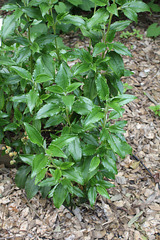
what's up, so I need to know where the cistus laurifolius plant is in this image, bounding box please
[0,0,150,208]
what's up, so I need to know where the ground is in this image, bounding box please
[0,12,160,240]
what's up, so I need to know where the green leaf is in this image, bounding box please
[52,135,76,148]
[89,156,100,172]
[46,144,67,158]
[60,162,75,170]
[97,180,115,189]
[55,63,70,90]
[4,123,18,131]
[107,51,124,78]
[97,186,110,199]
[110,20,131,32]
[38,177,57,187]
[88,186,97,207]
[53,183,68,208]
[73,63,90,76]
[104,130,132,158]
[50,168,62,182]
[66,82,84,93]
[31,154,48,178]
[95,74,109,100]
[34,54,55,78]
[15,165,31,189]
[112,42,132,57]
[10,95,26,103]
[25,175,39,200]
[35,168,47,185]
[14,108,22,121]
[68,137,82,162]
[2,14,16,39]
[11,66,32,80]
[67,0,82,6]
[22,7,42,19]
[55,2,67,13]
[24,122,43,146]
[44,115,63,128]
[36,103,60,119]
[83,108,104,127]
[62,95,75,112]
[87,8,109,28]
[109,121,127,133]
[27,89,39,114]
[107,3,118,16]
[101,157,117,175]
[122,8,138,22]
[0,90,5,111]
[147,23,160,38]
[122,1,150,13]
[73,97,93,115]
[46,85,64,94]
[90,0,107,6]
[83,144,97,156]
[0,56,16,66]
[112,94,137,107]
[62,168,84,185]
[93,42,106,57]
[20,155,35,166]
[35,74,53,83]
[62,14,85,27]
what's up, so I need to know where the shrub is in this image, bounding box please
[0,0,149,208]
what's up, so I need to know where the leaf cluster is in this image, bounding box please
[0,0,149,208]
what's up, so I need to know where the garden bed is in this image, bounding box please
[0,16,160,239]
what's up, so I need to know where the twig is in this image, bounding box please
[131,154,160,190]
[144,91,158,105]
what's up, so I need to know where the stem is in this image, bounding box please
[27,18,33,74]
[103,105,109,128]
[104,13,113,44]
[66,109,71,127]
[50,9,61,63]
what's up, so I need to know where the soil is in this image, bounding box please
[0,10,160,240]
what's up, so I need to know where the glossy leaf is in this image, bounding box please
[46,144,67,158]
[36,103,60,119]
[88,186,97,207]
[15,165,31,189]
[68,137,82,162]
[97,186,110,199]
[73,97,93,115]
[93,42,106,57]
[107,3,118,16]
[62,95,75,112]
[66,82,84,93]
[87,8,109,28]
[95,74,109,100]
[53,183,68,208]
[25,175,39,200]
[35,74,53,83]
[24,122,43,146]
[11,66,32,80]
[31,154,48,178]
[89,156,100,172]
[107,51,124,78]
[83,108,104,127]
[112,42,132,56]
[27,89,39,113]
[62,168,84,185]
[55,63,70,90]
[122,8,138,22]
[46,85,64,94]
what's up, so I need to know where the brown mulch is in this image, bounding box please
[0,13,160,240]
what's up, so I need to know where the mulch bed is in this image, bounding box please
[0,12,160,240]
